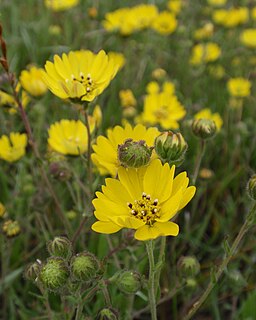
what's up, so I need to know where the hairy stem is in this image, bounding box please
[192,139,206,185]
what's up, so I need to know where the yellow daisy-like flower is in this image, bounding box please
[0,83,30,114]
[48,119,95,156]
[194,108,223,131]
[43,50,119,102]
[44,0,79,11]
[194,23,214,40]
[0,132,28,162]
[92,159,196,241]
[227,78,251,98]
[240,29,256,48]
[212,7,248,28]
[151,11,177,35]
[167,0,182,15]
[138,82,185,130]
[92,124,160,177]
[119,89,137,108]
[190,43,221,65]
[20,66,48,97]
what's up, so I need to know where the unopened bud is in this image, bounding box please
[118,139,153,168]
[70,252,100,282]
[192,119,217,139]
[49,162,72,181]
[178,256,200,278]
[39,257,69,291]
[247,174,256,201]
[24,261,42,281]
[154,131,187,166]
[96,307,119,320]
[115,270,142,294]
[2,219,21,238]
[47,236,72,259]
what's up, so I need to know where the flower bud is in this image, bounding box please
[115,270,142,295]
[49,162,72,181]
[177,256,200,278]
[47,236,73,259]
[24,260,42,281]
[186,277,197,288]
[154,131,187,166]
[247,174,256,201]
[70,252,100,282]
[192,118,217,139]
[39,257,69,291]
[2,219,21,238]
[96,307,119,320]
[118,139,153,168]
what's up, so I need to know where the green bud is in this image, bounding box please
[154,131,188,166]
[227,269,247,289]
[47,236,73,259]
[39,257,69,291]
[24,260,42,281]
[186,277,197,288]
[178,256,200,278]
[118,139,153,168]
[247,174,256,201]
[192,118,217,139]
[115,270,142,294]
[70,252,100,282]
[96,307,119,320]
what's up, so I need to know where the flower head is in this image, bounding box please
[240,29,256,48]
[194,108,223,131]
[44,0,79,11]
[48,119,94,155]
[20,66,48,97]
[190,43,221,65]
[43,50,119,102]
[137,82,186,129]
[152,11,177,35]
[0,132,27,162]
[92,159,196,241]
[227,77,251,98]
[92,124,159,177]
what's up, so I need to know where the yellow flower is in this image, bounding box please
[44,0,79,11]
[0,83,30,114]
[252,7,256,21]
[92,105,102,128]
[0,202,6,218]
[227,78,251,98]
[167,0,182,15]
[20,66,48,97]
[240,29,256,48]
[138,83,186,130]
[119,89,137,108]
[194,108,223,131]
[91,159,196,241]
[92,124,159,177]
[190,43,221,65]
[0,132,28,162]
[2,220,21,238]
[207,0,227,6]
[48,119,94,155]
[194,23,214,40]
[212,7,249,28]
[152,68,167,80]
[152,11,177,35]
[43,50,119,102]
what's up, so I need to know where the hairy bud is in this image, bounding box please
[70,252,100,282]
[47,236,73,259]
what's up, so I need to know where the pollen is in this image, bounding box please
[127,192,161,226]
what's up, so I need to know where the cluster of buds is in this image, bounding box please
[154,131,187,166]
[118,139,153,168]
[25,236,101,292]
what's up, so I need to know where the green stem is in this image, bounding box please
[146,240,158,320]
[101,280,112,307]
[84,109,93,197]
[192,139,206,185]
[154,237,166,297]
[183,201,256,320]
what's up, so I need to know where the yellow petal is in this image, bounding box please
[134,221,179,241]
[178,186,196,210]
[158,188,182,222]
[111,216,145,229]
[91,221,122,234]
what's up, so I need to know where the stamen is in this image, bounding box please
[146,195,151,200]
[142,192,147,198]
[127,202,132,208]
[153,199,158,205]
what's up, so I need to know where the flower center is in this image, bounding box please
[127,192,160,226]
[71,73,94,96]
[154,106,168,120]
